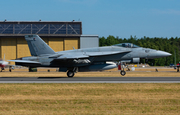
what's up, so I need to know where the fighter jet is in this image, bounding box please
[9,35,171,77]
[0,54,14,72]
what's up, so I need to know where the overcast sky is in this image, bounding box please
[0,0,180,38]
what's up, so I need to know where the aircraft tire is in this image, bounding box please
[67,70,74,77]
[120,71,126,76]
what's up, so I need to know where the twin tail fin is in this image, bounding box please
[25,35,56,56]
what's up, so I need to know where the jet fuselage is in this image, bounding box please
[17,45,171,68]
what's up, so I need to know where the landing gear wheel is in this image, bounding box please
[67,70,74,77]
[9,66,12,72]
[120,71,126,76]
[1,67,4,72]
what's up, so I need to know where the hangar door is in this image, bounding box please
[64,38,79,50]
[17,38,31,58]
[1,38,16,64]
[17,38,49,58]
[42,38,49,45]
[49,38,64,52]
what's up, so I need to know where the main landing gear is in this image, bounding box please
[177,67,179,72]
[1,67,4,72]
[67,70,74,77]
[9,66,12,72]
[67,67,78,77]
[0,66,12,72]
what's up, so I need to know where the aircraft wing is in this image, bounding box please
[85,51,130,56]
[8,60,41,64]
[57,50,130,59]
[57,54,89,59]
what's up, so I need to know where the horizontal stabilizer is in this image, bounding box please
[8,60,41,64]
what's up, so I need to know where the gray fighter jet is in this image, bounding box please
[9,35,171,77]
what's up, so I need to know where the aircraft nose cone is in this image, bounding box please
[156,51,172,58]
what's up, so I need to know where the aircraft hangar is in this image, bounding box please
[0,21,99,64]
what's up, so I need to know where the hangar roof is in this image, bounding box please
[0,21,82,37]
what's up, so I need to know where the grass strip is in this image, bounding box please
[0,83,179,114]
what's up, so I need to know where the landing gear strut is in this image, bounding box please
[9,66,12,72]
[177,67,179,72]
[9,68,11,72]
[1,67,4,72]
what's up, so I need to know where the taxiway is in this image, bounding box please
[0,77,180,83]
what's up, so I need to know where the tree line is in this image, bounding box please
[99,35,180,66]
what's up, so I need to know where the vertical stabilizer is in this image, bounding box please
[25,35,56,56]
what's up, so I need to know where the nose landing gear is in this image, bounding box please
[120,70,126,76]
[118,62,126,76]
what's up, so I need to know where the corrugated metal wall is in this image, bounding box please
[17,38,31,58]
[49,38,64,52]
[42,38,49,44]
[80,35,99,48]
[0,37,80,63]
[1,38,16,64]
[64,38,79,50]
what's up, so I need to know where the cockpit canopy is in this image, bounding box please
[113,43,140,48]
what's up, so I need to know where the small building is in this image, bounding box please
[80,35,99,48]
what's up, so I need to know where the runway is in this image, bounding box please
[0,77,180,83]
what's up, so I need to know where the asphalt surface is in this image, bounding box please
[0,77,180,83]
